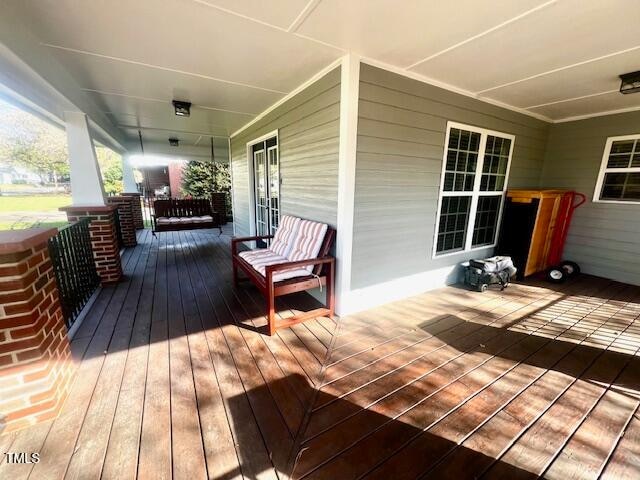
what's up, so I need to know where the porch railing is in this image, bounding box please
[48,218,101,329]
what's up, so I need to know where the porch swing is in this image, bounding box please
[143,132,223,235]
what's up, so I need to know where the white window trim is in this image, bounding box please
[246,129,279,236]
[432,121,515,259]
[593,133,640,204]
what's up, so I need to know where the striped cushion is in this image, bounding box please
[286,220,328,273]
[268,215,300,258]
[238,249,273,262]
[243,250,310,282]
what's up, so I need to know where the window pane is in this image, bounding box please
[480,135,510,191]
[610,140,634,154]
[472,195,502,247]
[436,196,471,253]
[443,128,480,192]
[601,172,640,201]
[607,139,639,168]
[607,155,631,169]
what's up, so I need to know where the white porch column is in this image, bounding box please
[122,153,138,192]
[64,111,106,205]
[335,53,360,316]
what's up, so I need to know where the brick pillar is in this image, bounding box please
[60,205,122,285]
[105,196,137,247]
[122,192,144,230]
[0,228,75,433]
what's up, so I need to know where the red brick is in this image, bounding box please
[9,316,48,340]
[0,354,13,367]
[0,330,45,355]
[0,269,37,291]
[37,260,53,275]
[16,348,43,362]
[27,252,45,269]
[3,290,45,316]
[0,287,35,304]
[0,250,31,264]
[0,263,29,276]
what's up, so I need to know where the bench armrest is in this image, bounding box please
[231,235,274,255]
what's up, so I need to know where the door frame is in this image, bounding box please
[246,129,279,237]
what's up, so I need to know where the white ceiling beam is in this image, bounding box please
[554,105,640,123]
[191,0,344,53]
[129,141,229,162]
[477,44,640,95]
[119,125,229,139]
[406,0,558,70]
[113,118,230,135]
[525,89,619,109]
[43,43,289,94]
[288,0,323,33]
[83,88,257,117]
[192,0,289,32]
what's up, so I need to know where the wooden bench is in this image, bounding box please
[151,198,222,235]
[231,215,336,335]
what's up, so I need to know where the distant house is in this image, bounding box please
[0,165,41,184]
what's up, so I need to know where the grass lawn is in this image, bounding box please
[0,220,67,230]
[0,183,40,192]
[0,194,71,212]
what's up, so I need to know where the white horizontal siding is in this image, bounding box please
[351,64,550,289]
[230,67,341,234]
[541,110,640,286]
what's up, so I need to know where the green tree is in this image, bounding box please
[0,106,69,186]
[95,145,123,195]
[181,160,231,198]
[102,162,123,195]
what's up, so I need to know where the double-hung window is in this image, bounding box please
[594,134,640,203]
[434,122,514,257]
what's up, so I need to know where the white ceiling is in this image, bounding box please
[10,0,640,154]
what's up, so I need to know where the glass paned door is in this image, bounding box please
[253,148,269,237]
[268,145,280,235]
[252,136,280,239]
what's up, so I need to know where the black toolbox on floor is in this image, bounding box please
[463,256,517,292]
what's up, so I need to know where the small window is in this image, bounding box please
[434,123,514,257]
[595,135,640,203]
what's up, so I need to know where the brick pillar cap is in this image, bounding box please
[106,196,133,201]
[0,228,58,254]
[60,204,118,213]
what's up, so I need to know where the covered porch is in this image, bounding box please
[2,227,639,480]
[2,1,640,479]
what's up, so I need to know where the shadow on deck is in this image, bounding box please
[1,228,639,480]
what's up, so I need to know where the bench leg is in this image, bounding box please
[327,259,335,318]
[267,280,276,336]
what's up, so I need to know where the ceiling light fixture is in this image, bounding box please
[619,70,640,95]
[169,137,179,147]
[172,100,191,116]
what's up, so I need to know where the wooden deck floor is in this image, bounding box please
[1,228,640,480]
